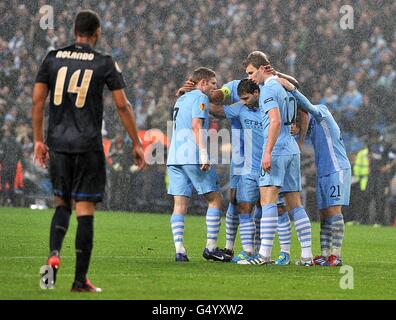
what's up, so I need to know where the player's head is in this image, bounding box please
[74,10,101,47]
[237,79,260,109]
[243,51,272,85]
[192,67,217,96]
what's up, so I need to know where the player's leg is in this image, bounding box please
[183,165,228,261]
[71,201,101,292]
[258,185,280,262]
[224,186,239,255]
[285,192,313,265]
[283,154,313,266]
[48,196,72,265]
[229,201,255,264]
[315,177,332,265]
[319,206,344,266]
[203,190,225,260]
[171,195,190,261]
[167,165,193,262]
[253,200,262,252]
[70,151,105,292]
[275,196,292,265]
[46,151,73,284]
[253,157,285,264]
[231,174,259,263]
[318,169,351,266]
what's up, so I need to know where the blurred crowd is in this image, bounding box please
[0,0,395,224]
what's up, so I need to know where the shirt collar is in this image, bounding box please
[264,75,278,86]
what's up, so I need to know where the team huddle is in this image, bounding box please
[32,9,351,293]
[167,51,351,267]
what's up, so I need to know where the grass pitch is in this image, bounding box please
[0,207,395,300]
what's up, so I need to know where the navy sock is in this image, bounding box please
[75,216,94,283]
[49,206,72,255]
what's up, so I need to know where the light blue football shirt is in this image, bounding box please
[167,89,209,165]
[222,79,244,171]
[259,76,300,156]
[291,89,351,177]
[224,102,263,173]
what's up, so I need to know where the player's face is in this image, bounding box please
[246,64,265,85]
[239,90,259,108]
[202,77,217,95]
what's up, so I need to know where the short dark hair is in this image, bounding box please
[243,51,271,69]
[192,67,216,83]
[74,10,101,37]
[237,79,260,96]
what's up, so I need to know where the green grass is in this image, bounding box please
[0,207,395,300]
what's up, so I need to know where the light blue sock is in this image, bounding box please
[259,204,278,258]
[277,212,291,254]
[239,213,255,253]
[320,218,332,257]
[290,206,312,259]
[206,208,221,251]
[170,213,185,254]
[327,213,345,257]
[225,203,239,250]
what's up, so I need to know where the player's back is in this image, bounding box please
[308,105,351,177]
[167,89,209,165]
[260,78,299,156]
[36,43,124,153]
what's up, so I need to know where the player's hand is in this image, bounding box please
[199,148,210,171]
[33,141,49,169]
[290,123,300,136]
[133,143,146,170]
[277,77,295,91]
[264,65,275,74]
[262,151,272,172]
[176,77,196,97]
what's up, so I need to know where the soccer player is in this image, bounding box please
[244,51,314,266]
[32,10,145,292]
[210,79,293,265]
[176,71,299,261]
[167,67,229,262]
[214,79,244,261]
[278,77,351,266]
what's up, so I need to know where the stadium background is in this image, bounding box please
[0,0,395,225]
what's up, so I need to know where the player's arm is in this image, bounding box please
[32,82,49,168]
[176,76,229,103]
[277,78,321,118]
[176,77,196,97]
[209,103,226,118]
[112,89,145,169]
[296,109,308,151]
[262,108,281,172]
[276,71,299,89]
[192,118,209,171]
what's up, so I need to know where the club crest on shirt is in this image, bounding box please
[199,103,206,111]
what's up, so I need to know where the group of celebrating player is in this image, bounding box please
[167,51,351,267]
[32,9,351,293]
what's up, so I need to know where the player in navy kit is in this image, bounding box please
[32,10,145,292]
